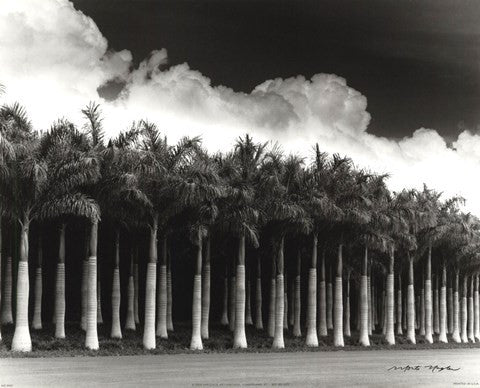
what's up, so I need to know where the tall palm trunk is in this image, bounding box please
[85,220,99,350]
[143,216,158,350]
[475,274,480,342]
[452,270,461,343]
[306,234,318,346]
[201,235,211,339]
[439,264,448,343]
[111,229,122,339]
[156,235,168,339]
[317,249,327,337]
[420,280,426,336]
[272,236,285,349]
[293,249,301,337]
[1,255,13,325]
[344,269,351,338]
[333,242,344,347]
[406,254,416,344]
[255,255,263,330]
[396,272,402,335]
[134,248,140,325]
[12,214,32,352]
[229,272,236,332]
[167,252,174,332]
[81,232,89,331]
[190,229,203,350]
[327,266,333,331]
[221,263,229,326]
[448,275,453,334]
[468,275,474,342]
[32,235,43,330]
[385,246,395,345]
[424,245,433,343]
[367,267,372,335]
[246,270,253,326]
[55,223,66,339]
[359,245,370,346]
[233,233,247,348]
[433,272,439,335]
[283,277,288,330]
[267,255,276,338]
[125,250,136,331]
[461,275,468,343]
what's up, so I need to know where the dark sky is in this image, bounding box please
[72,0,480,140]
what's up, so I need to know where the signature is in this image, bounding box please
[388,365,461,373]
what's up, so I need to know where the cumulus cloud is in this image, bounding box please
[1,0,480,214]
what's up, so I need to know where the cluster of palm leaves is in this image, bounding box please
[1,96,480,353]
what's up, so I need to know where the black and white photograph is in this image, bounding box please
[1,0,480,386]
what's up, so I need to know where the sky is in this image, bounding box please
[1,0,480,213]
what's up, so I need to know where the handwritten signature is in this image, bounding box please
[388,365,461,373]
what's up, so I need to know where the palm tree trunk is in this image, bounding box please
[333,243,344,347]
[221,263,229,326]
[1,255,13,325]
[475,274,480,342]
[246,275,253,325]
[424,245,433,343]
[318,249,327,337]
[293,249,301,337]
[433,272,440,335]
[367,267,372,336]
[55,223,66,339]
[306,234,318,346]
[81,229,89,331]
[111,229,122,339]
[448,275,453,334]
[396,272,402,335]
[439,264,448,343]
[85,220,99,350]
[255,255,263,330]
[97,280,103,324]
[156,235,168,339]
[288,274,294,327]
[461,275,468,343]
[190,229,203,350]
[167,252,174,332]
[125,250,136,331]
[452,270,461,343]
[134,250,140,325]
[11,215,32,352]
[468,275,474,342]
[406,254,416,344]
[229,273,236,332]
[359,245,370,346]
[233,233,247,349]
[272,236,285,349]
[385,247,395,345]
[402,288,407,332]
[420,282,426,336]
[327,265,333,331]
[344,269,351,338]
[143,217,158,350]
[32,235,43,330]
[283,277,288,330]
[267,255,276,338]
[201,234,211,339]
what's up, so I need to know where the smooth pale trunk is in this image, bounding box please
[424,247,433,343]
[344,272,351,338]
[255,257,263,330]
[85,221,99,350]
[327,280,333,330]
[190,231,203,351]
[306,234,318,346]
[110,230,122,339]
[221,271,229,326]
[55,263,66,338]
[246,279,253,326]
[125,274,136,331]
[452,271,461,343]
[156,237,168,339]
[32,267,43,330]
[420,286,426,336]
[268,259,276,338]
[1,256,13,324]
[406,257,415,344]
[229,275,236,332]
[475,275,480,341]
[359,276,370,346]
[97,280,103,324]
[396,274,402,335]
[367,274,372,335]
[433,276,439,335]
[272,237,285,349]
[167,264,174,331]
[439,265,448,343]
[143,221,158,350]
[402,289,407,332]
[461,277,468,343]
[233,265,247,348]
[134,262,140,325]
[385,274,395,344]
[283,281,288,330]
[333,244,344,347]
[200,264,211,338]
[293,275,301,337]
[448,284,453,334]
[12,221,32,352]
[468,276,474,342]
[81,259,88,331]
[317,250,327,337]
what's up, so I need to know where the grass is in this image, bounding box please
[1,322,480,358]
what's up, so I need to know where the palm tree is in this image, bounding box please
[32,234,43,330]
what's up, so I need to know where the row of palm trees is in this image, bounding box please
[1,95,480,353]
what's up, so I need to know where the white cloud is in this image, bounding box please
[1,0,480,214]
